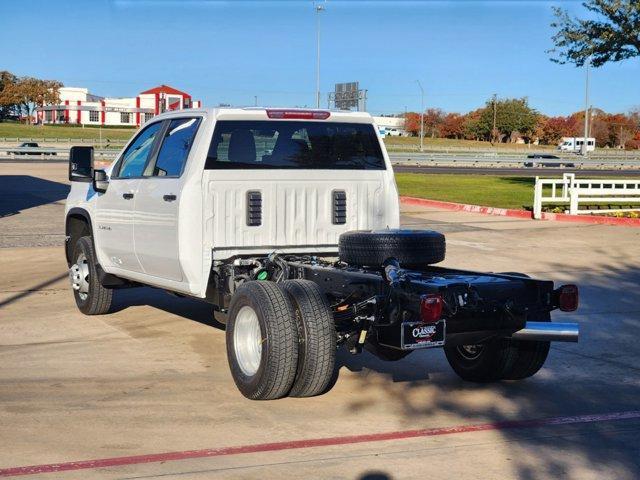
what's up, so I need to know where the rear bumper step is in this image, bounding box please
[511,321,579,343]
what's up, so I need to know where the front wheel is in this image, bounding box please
[69,236,113,315]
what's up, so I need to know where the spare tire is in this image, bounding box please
[338,229,445,269]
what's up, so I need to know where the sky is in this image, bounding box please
[0,0,637,116]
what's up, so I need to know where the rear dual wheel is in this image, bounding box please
[444,272,552,383]
[226,280,336,400]
[444,315,551,382]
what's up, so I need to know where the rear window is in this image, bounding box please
[205,120,385,170]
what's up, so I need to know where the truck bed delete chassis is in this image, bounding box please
[211,254,579,353]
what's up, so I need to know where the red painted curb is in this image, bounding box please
[1,410,639,477]
[400,196,640,227]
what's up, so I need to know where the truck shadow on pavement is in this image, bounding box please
[96,253,639,479]
[110,286,225,330]
[0,175,69,217]
[330,255,640,480]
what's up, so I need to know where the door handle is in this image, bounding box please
[122,193,134,200]
[163,194,177,202]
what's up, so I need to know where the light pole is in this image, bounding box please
[416,80,424,151]
[581,56,590,156]
[492,93,497,144]
[315,2,325,108]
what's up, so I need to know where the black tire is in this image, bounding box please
[444,338,516,383]
[70,236,113,315]
[339,230,445,269]
[503,311,551,380]
[281,280,336,397]
[496,272,551,380]
[226,281,299,400]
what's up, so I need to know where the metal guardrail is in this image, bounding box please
[0,146,118,160]
[533,173,640,218]
[0,137,126,146]
[384,142,640,158]
[389,153,640,169]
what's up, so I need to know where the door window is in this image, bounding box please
[115,122,163,178]
[147,118,201,177]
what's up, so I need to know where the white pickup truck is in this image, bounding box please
[65,107,579,400]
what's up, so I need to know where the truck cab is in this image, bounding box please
[66,108,399,297]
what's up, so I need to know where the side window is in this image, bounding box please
[115,122,163,178]
[149,118,201,177]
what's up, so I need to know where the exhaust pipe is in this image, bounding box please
[511,321,579,343]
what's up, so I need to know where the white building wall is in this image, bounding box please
[59,87,91,102]
[372,116,405,129]
[40,85,200,126]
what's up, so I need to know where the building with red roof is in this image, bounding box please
[37,85,202,127]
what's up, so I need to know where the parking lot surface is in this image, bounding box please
[1,163,639,479]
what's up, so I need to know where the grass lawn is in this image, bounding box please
[0,123,135,141]
[384,136,555,151]
[395,173,538,209]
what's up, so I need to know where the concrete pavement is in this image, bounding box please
[1,163,639,479]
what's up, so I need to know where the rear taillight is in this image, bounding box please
[558,284,579,312]
[420,294,443,322]
[266,109,331,120]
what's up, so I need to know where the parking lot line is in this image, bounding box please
[1,410,638,478]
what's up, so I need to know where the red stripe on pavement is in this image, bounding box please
[1,410,639,477]
[400,196,640,227]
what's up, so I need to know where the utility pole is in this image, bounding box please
[492,93,497,144]
[315,2,325,108]
[416,80,424,152]
[582,56,590,155]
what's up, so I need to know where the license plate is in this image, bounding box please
[401,320,446,350]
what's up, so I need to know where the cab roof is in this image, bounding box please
[153,107,375,124]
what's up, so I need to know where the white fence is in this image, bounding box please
[533,173,640,218]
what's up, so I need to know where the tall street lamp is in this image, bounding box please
[315,2,325,108]
[416,80,424,152]
[581,56,591,156]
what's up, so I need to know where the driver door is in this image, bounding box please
[95,121,163,273]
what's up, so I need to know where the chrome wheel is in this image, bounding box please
[457,344,484,361]
[69,252,90,301]
[233,306,263,376]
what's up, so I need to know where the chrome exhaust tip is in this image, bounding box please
[511,321,579,343]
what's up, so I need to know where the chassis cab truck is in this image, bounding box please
[65,108,580,400]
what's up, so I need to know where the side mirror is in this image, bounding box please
[93,169,109,193]
[69,146,94,182]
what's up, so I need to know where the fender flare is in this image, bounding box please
[65,208,93,265]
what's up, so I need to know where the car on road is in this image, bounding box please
[525,154,575,168]
[64,107,580,400]
[8,142,56,156]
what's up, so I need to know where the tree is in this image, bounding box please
[477,98,538,142]
[7,77,62,123]
[549,0,640,67]
[423,108,445,138]
[0,70,18,120]
[605,113,636,148]
[404,112,421,136]
[439,113,465,139]
[462,108,484,140]
[538,115,582,144]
